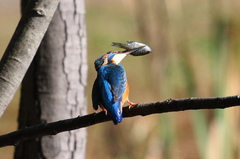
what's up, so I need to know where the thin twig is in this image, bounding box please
[0,95,239,147]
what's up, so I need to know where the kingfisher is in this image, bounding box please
[92,49,139,125]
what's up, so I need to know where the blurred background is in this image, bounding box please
[1,0,240,158]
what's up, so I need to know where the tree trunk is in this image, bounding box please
[0,0,60,117]
[15,0,87,158]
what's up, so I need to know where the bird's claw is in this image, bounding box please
[127,100,137,109]
[102,108,108,115]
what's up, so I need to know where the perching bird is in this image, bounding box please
[92,49,138,125]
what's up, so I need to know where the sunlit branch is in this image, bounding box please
[0,95,239,147]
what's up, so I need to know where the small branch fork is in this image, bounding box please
[0,95,240,147]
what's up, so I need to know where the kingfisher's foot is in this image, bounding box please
[102,108,108,115]
[127,100,137,109]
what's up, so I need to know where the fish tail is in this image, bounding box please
[112,42,127,49]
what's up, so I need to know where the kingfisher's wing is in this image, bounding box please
[101,79,123,124]
[98,64,126,124]
[103,64,127,102]
[92,77,101,110]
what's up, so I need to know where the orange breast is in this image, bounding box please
[121,81,130,106]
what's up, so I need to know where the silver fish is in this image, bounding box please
[112,41,152,56]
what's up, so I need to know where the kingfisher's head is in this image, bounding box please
[94,50,131,71]
[94,52,124,71]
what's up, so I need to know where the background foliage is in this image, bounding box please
[1,0,240,158]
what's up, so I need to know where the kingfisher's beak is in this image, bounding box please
[111,53,128,64]
[111,47,144,64]
[112,47,146,64]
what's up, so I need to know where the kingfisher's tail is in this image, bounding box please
[106,100,123,125]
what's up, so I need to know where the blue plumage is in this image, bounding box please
[92,44,149,124]
[92,52,127,124]
[92,63,126,124]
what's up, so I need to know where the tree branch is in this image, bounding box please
[0,95,240,147]
[0,0,60,117]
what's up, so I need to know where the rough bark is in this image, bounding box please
[15,0,87,159]
[0,95,240,147]
[0,0,60,117]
